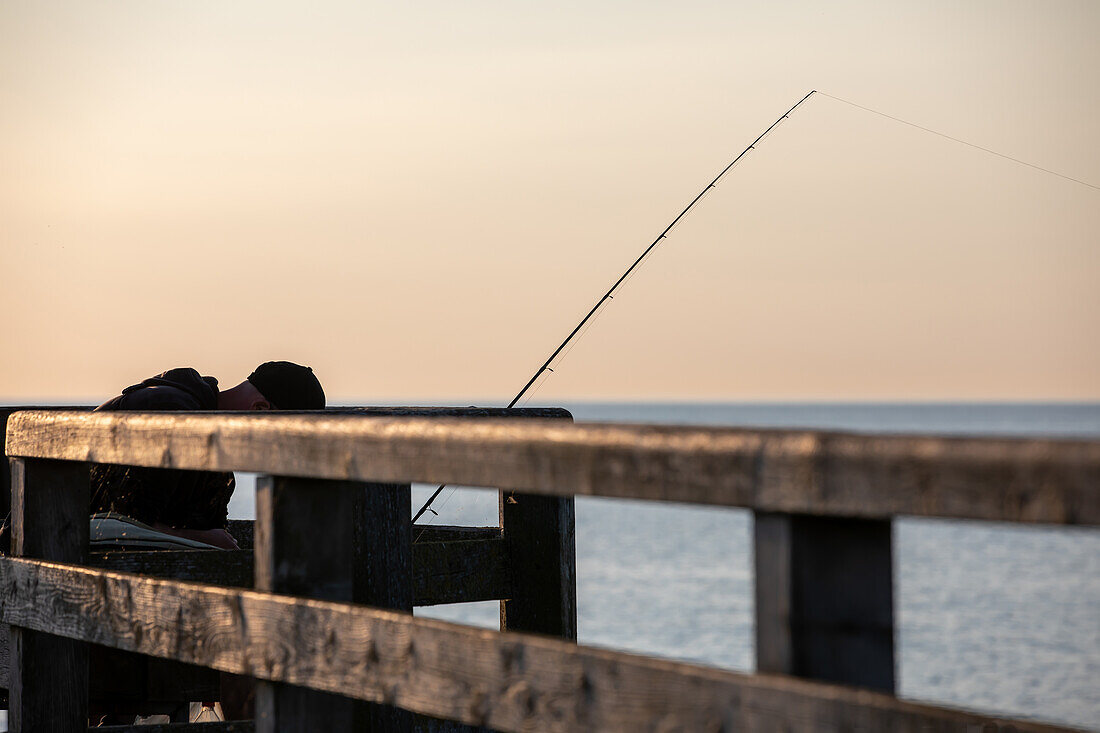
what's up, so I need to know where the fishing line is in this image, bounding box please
[412,90,819,526]
[517,367,553,407]
[817,91,1100,191]
[549,295,614,371]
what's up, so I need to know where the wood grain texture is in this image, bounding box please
[7,410,1099,525]
[254,475,362,731]
[354,482,414,732]
[0,407,91,530]
[412,537,510,607]
[0,537,511,689]
[0,558,1075,733]
[9,458,90,732]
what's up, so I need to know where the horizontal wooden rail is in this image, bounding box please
[86,536,509,607]
[0,557,1072,733]
[7,410,1099,524]
[221,520,501,550]
[91,549,252,587]
[411,536,511,606]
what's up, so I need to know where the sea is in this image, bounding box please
[8,402,1096,729]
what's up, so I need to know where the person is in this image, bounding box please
[90,361,325,550]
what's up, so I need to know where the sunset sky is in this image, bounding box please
[2,1,1098,403]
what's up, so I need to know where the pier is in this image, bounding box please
[0,406,1096,731]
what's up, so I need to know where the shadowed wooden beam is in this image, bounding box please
[7,411,1098,525]
[353,481,414,731]
[0,558,1075,733]
[412,525,501,543]
[755,513,895,692]
[86,534,509,607]
[500,492,576,640]
[252,477,413,731]
[222,521,499,553]
[8,459,90,732]
[411,537,510,606]
[91,550,254,588]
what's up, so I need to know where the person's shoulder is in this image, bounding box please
[96,367,219,411]
[116,385,201,411]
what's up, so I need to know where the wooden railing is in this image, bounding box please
[2,408,1097,731]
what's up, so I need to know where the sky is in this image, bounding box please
[2,1,1098,403]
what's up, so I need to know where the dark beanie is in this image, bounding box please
[247,361,326,410]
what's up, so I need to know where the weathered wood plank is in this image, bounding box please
[226,520,501,548]
[254,475,362,731]
[412,536,510,607]
[8,458,90,733]
[8,411,1099,525]
[413,525,501,543]
[88,536,509,607]
[500,492,577,640]
[355,482,414,732]
[0,558,1074,733]
[0,537,509,690]
[0,408,556,523]
[755,513,895,692]
[0,412,9,691]
[91,550,254,587]
[0,407,90,533]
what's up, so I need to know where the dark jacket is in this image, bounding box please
[90,368,235,529]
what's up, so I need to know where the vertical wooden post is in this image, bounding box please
[254,475,359,731]
[1,409,15,533]
[355,482,413,733]
[754,513,895,692]
[1,409,15,695]
[254,476,413,733]
[499,492,577,640]
[9,458,90,732]
[1,407,89,539]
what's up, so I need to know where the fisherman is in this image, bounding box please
[90,361,325,550]
[75,362,324,724]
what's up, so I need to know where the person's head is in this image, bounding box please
[217,361,326,411]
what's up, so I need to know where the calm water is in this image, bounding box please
[225,403,1100,729]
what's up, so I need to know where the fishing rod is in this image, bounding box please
[412,89,819,524]
[413,87,1100,524]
